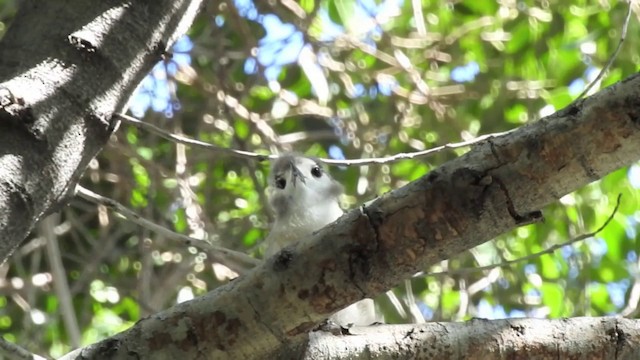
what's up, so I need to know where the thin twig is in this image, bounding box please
[572,2,632,103]
[116,112,511,166]
[423,194,622,277]
[41,214,82,348]
[115,113,274,162]
[0,337,48,360]
[319,130,514,166]
[74,185,261,270]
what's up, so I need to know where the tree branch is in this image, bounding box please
[0,337,48,360]
[41,214,82,348]
[282,317,640,359]
[75,185,260,271]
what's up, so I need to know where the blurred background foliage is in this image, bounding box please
[1,0,640,357]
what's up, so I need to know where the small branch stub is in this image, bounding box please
[0,87,36,136]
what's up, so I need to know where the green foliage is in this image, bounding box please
[3,0,640,357]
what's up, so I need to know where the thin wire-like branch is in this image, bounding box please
[116,112,512,166]
[115,113,273,162]
[572,2,632,103]
[423,194,622,277]
[319,130,514,166]
[0,337,48,360]
[74,185,261,270]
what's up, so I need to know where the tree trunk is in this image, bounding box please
[60,73,640,359]
[0,0,203,262]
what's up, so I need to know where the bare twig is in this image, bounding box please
[621,275,640,317]
[423,194,622,277]
[572,2,632,103]
[0,337,48,360]
[115,113,273,162]
[116,112,512,166]
[318,130,513,166]
[41,214,81,348]
[74,185,261,271]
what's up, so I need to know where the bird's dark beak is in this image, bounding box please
[288,160,306,187]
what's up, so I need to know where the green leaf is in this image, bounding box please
[589,282,614,313]
[235,120,249,140]
[137,147,153,160]
[300,0,315,13]
[539,254,560,279]
[540,282,564,317]
[327,0,355,27]
[250,86,274,100]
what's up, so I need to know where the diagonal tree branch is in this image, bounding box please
[75,185,260,271]
[0,336,48,360]
[60,71,640,358]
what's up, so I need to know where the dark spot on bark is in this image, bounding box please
[298,289,309,300]
[510,324,525,335]
[426,171,439,182]
[212,311,226,326]
[97,338,121,356]
[523,136,542,158]
[451,168,484,188]
[225,318,242,346]
[348,247,371,280]
[562,103,581,116]
[273,249,294,271]
[416,221,435,246]
[186,327,198,347]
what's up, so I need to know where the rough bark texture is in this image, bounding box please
[0,0,203,262]
[61,73,640,359]
[287,317,639,359]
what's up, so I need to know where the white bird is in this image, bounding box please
[264,154,378,327]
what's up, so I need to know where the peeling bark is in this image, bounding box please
[61,74,640,359]
[0,0,204,262]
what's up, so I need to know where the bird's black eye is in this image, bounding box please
[275,177,286,189]
[311,166,322,178]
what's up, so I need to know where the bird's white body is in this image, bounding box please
[264,155,378,327]
[264,196,342,258]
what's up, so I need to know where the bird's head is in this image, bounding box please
[267,154,343,218]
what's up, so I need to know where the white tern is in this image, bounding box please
[264,154,378,327]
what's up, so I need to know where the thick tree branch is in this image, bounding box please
[61,72,640,359]
[282,317,640,359]
[0,0,204,262]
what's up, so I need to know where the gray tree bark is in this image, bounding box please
[59,73,640,359]
[0,0,203,261]
[291,317,639,359]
